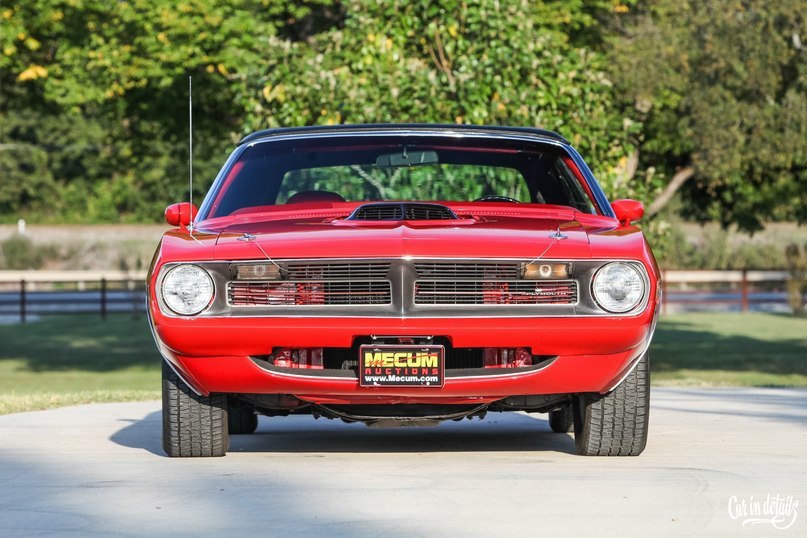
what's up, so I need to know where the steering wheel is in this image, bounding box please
[473,195,521,203]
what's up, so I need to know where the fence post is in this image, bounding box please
[20,279,26,323]
[129,279,139,319]
[741,269,749,312]
[100,278,107,319]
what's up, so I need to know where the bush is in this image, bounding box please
[0,235,57,270]
[652,226,788,270]
[785,244,807,315]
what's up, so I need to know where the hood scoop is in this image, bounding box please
[347,202,458,221]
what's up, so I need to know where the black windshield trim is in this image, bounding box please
[239,124,569,146]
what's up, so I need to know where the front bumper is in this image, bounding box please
[150,309,657,401]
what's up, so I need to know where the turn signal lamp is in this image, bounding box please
[235,264,282,280]
[523,262,571,280]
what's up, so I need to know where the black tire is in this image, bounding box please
[548,405,574,433]
[162,361,229,457]
[228,402,259,434]
[573,352,650,456]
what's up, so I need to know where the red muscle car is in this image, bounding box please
[148,124,660,457]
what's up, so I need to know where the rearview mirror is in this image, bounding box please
[376,150,439,168]
[165,202,198,229]
[611,199,644,226]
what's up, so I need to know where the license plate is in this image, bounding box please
[359,345,445,387]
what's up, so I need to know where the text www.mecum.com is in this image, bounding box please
[365,375,440,383]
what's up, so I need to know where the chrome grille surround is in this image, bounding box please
[156,258,650,318]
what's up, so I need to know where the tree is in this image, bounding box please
[0,1,656,222]
[0,0,335,222]
[607,0,807,231]
[234,0,657,210]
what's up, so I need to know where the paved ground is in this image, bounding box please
[1,388,805,537]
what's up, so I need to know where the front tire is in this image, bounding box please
[162,361,229,457]
[548,405,574,433]
[573,352,650,456]
[228,401,259,434]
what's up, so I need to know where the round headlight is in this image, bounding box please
[161,264,214,315]
[592,262,645,313]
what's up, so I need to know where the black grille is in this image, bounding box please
[350,204,403,220]
[445,347,484,369]
[229,281,392,306]
[404,204,455,220]
[349,203,456,221]
[414,262,521,280]
[415,280,578,305]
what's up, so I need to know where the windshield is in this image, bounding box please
[279,163,529,203]
[200,135,598,219]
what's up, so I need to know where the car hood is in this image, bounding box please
[211,211,601,260]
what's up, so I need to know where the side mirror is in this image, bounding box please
[611,199,644,226]
[165,202,198,230]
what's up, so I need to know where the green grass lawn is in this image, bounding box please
[651,312,807,387]
[0,312,805,414]
[0,315,160,414]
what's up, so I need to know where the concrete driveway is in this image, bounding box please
[1,388,805,537]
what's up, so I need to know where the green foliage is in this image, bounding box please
[0,0,802,229]
[246,1,637,184]
[785,244,807,315]
[1,0,320,222]
[608,0,807,231]
[653,226,792,270]
[1,0,647,223]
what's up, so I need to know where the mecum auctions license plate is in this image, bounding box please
[359,345,445,387]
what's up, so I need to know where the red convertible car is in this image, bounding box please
[148,124,660,457]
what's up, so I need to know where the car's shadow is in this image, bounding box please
[110,411,577,457]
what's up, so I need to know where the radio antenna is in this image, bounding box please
[188,75,194,233]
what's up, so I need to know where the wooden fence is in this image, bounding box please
[0,269,798,322]
[0,270,147,323]
[660,269,793,314]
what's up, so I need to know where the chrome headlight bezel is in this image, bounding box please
[160,264,215,316]
[591,262,647,314]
